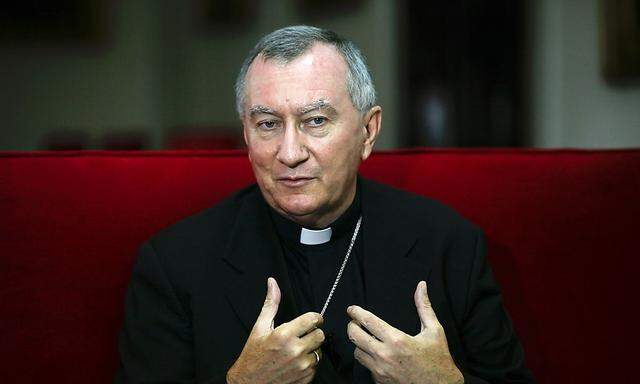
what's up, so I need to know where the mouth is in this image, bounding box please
[276,176,315,188]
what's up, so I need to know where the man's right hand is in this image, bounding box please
[226,277,325,384]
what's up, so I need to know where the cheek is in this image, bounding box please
[317,136,361,176]
[247,149,276,188]
[247,138,276,168]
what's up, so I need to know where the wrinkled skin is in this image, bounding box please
[347,282,464,384]
[241,43,382,229]
[226,278,325,384]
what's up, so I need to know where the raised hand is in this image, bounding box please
[347,281,463,384]
[226,277,325,384]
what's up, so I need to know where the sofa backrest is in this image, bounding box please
[1,149,639,383]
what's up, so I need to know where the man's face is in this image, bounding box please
[242,43,380,228]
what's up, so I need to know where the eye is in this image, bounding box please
[257,120,279,130]
[307,116,327,127]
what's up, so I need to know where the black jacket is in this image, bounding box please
[115,178,534,383]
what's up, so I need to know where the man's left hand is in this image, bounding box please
[347,281,464,384]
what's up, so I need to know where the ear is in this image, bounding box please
[361,106,382,161]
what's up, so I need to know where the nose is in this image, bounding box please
[276,123,309,168]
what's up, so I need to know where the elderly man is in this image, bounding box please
[115,26,533,384]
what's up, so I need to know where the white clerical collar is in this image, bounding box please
[300,227,333,245]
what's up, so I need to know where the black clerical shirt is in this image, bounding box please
[268,187,366,383]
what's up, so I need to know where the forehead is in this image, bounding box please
[244,43,350,112]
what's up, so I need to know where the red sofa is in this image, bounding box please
[1,149,639,383]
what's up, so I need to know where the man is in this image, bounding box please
[115,26,533,383]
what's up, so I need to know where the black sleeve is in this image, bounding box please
[114,241,196,384]
[459,232,535,384]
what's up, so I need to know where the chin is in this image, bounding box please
[275,195,321,219]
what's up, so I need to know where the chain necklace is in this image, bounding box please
[319,216,362,316]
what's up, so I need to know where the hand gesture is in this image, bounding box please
[347,281,463,384]
[227,278,325,384]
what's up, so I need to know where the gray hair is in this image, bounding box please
[234,25,376,117]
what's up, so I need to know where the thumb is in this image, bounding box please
[414,280,438,333]
[253,277,281,335]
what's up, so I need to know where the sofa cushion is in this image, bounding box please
[1,149,639,383]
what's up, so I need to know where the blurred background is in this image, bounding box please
[0,0,638,151]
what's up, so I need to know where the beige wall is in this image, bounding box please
[0,0,164,149]
[527,0,640,148]
[0,0,400,150]
[6,0,635,151]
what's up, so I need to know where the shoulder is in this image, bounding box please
[150,183,258,250]
[361,177,482,239]
[150,184,258,251]
[140,184,260,288]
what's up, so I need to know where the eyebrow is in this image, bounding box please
[248,99,339,119]
[248,105,277,118]
[298,99,338,116]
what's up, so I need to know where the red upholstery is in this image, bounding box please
[1,149,639,383]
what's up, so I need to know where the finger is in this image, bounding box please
[347,320,383,356]
[292,352,319,382]
[353,347,376,372]
[414,280,439,333]
[299,328,325,353]
[253,277,281,335]
[347,305,399,342]
[314,348,323,362]
[309,350,321,367]
[282,312,323,337]
[290,368,316,384]
[274,353,316,384]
